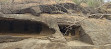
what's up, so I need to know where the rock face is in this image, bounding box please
[0,14,66,42]
[0,0,111,49]
[0,38,111,49]
[1,14,111,45]
[0,3,85,16]
[0,36,29,43]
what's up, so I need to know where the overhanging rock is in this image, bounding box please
[0,14,66,42]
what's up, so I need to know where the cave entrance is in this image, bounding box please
[59,25,93,45]
[0,19,54,38]
[58,25,80,40]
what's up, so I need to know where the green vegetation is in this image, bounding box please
[72,0,82,4]
[72,0,103,7]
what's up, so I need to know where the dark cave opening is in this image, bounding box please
[59,25,78,36]
[59,25,94,45]
[0,20,42,34]
[58,25,81,40]
[0,19,54,37]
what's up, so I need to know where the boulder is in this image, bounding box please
[81,19,111,45]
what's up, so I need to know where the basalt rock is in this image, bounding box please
[0,3,86,16]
